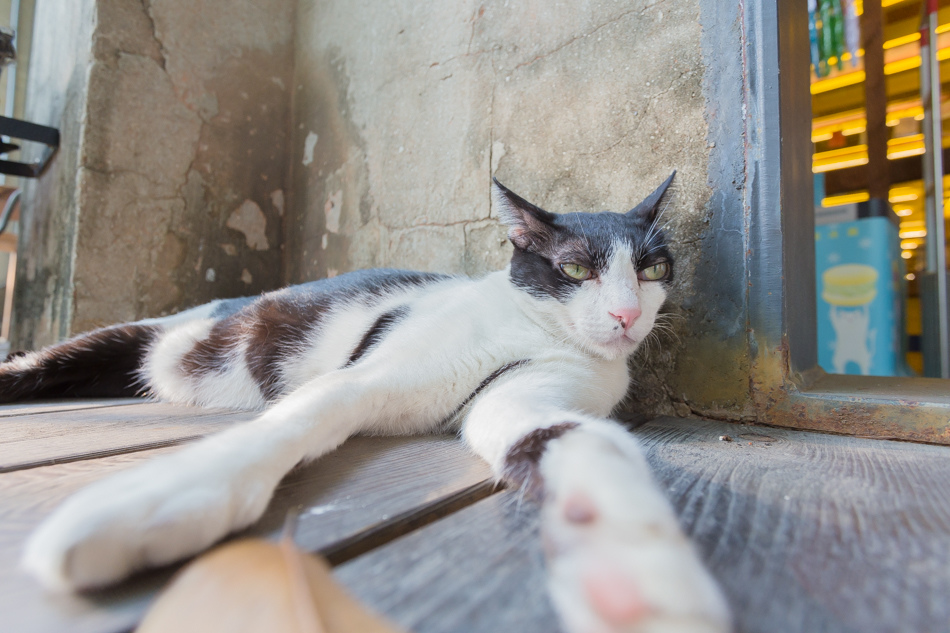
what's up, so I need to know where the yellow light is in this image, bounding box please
[813,157,869,173]
[888,147,926,159]
[915,113,925,121]
[841,126,866,136]
[812,133,834,143]
[889,193,918,203]
[900,229,927,238]
[811,71,865,95]
[895,208,914,216]
[885,57,921,75]
[906,273,916,281]
[822,192,870,207]
[901,240,919,249]
[884,33,920,50]
[938,48,950,62]
[938,23,950,35]
[890,105,924,120]
[902,251,914,259]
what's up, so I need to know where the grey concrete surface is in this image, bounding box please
[14,0,294,346]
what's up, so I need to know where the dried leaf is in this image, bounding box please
[137,537,406,633]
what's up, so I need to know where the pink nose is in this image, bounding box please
[609,307,641,331]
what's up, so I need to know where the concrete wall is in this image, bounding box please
[14,0,295,347]
[288,0,725,417]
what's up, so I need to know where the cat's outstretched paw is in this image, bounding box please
[541,433,731,633]
[22,447,277,592]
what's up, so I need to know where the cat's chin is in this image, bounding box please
[586,333,640,360]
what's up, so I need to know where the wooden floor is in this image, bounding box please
[2,400,949,633]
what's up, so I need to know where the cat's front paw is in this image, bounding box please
[22,450,277,591]
[543,490,731,633]
[540,434,731,633]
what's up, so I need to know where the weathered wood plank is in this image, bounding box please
[0,402,257,472]
[1,434,493,633]
[335,492,562,633]
[0,398,145,418]
[337,417,950,633]
[636,416,950,633]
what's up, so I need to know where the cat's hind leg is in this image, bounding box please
[462,373,731,633]
[0,324,160,403]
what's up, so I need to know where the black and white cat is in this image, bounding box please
[10,174,730,633]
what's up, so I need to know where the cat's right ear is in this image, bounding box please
[492,177,558,250]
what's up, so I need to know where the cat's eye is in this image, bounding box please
[638,262,670,281]
[559,263,592,281]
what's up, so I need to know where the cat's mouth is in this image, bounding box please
[589,330,640,357]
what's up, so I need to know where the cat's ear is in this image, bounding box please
[492,177,558,250]
[627,171,676,224]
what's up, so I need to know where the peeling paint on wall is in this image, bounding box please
[302,131,318,165]
[270,189,285,216]
[324,190,342,233]
[227,200,271,251]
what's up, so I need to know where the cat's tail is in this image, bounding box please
[0,324,161,403]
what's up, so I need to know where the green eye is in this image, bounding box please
[638,262,669,281]
[560,263,592,281]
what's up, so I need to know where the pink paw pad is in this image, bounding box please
[564,492,598,525]
[583,565,651,625]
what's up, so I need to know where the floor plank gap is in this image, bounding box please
[321,478,501,566]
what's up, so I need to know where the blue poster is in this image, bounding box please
[815,217,903,376]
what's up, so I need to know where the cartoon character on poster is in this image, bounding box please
[822,264,878,375]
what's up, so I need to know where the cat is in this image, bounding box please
[9,173,731,633]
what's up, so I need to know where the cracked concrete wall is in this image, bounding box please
[14,0,294,347]
[289,0,720,417]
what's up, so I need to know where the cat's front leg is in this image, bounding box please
[463,376,731,633]
[22,370,401,591]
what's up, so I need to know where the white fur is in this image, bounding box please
[134,301,222,327]
[22,250,728,632]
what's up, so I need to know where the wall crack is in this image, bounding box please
[512,2,668,71]
[141,0,167,71]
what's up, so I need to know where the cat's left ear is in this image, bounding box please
[492,177,559,250]
[627,170,676,224]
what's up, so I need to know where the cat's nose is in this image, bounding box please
[609,307,641,330]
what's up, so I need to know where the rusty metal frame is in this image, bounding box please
[744,0,950,444]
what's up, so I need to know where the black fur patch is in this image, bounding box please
[0,324,159,402]
[245,297,321,400]
[181,269,450,400]
[179,317,244,376]
[503,422,580,496]
[344,306,410,368]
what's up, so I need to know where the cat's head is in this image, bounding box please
[493,173,676,360]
